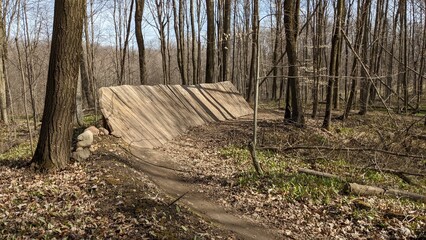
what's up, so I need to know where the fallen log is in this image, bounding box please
[345,183,426,203]
[385,189,426,203]
[345,183,385,196]
[299,168,426,203]
[279,145,425,159]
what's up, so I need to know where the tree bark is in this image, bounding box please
[322,0,344,129]
[135,0,146,85]
[0,0,7,124]
[205,0,215,83]
[172,0,187,85]
[246,0,259,102]
[358,0,372,115]
[221,0,231,82]
[284,0,304,126]
[31,0,84,171]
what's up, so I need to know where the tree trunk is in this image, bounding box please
[284,0,304,125]
[119,0,134,85]
[31,0,84,171]
[172,0,187,85]
[205,0,215,83]
[189,0,197,84]
[221,0,231,82]
[0,0,7,125]
[271,0,282,101]
[82,0,95,108]
[322,0,344,129]
[135,0,146,85]
[358,0,371,115]
[80,43,94,108]
[246,0,259,102]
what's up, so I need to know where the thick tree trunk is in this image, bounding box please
[135,0,146,85]
[31,0,84,171]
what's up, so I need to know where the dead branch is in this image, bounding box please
[279,145,424,159]
[298,168,345,181]
[385,189,426,203]
[299,168,426,202]
[168,191,189,207]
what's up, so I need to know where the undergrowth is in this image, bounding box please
[219,143,426,203]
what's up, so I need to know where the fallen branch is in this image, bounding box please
[298,168,345,181]
[346,183,426,203]
[168,191,189,207]
[279,145,424,159]
[299,168,426,203]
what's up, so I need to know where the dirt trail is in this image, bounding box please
[124,147,281,240]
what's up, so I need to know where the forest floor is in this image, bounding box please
[0,106,425,239]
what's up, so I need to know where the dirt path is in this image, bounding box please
[123,147,281,240]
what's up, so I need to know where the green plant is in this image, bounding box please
[0,142,33,160]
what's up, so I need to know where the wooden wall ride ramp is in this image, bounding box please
[99,81,253,148]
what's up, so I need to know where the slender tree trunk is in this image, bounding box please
[322,0,344,129]
[358,0,371,115]
[75,62,84,127]
[189,0,197,84]
[399,1,408,113]
[205,0,215,83]
[284,0,304,125]
[0,0,7,124]
[271,0,282,101]
[417,9,426,110]
[32,0,84,171]
[135,0,146,84]
[246,0,259,102]
[221,0,231,82]
[172,0,187,84]
[119,0,134,85]
[80,43,94,108]
[82,0,95,108]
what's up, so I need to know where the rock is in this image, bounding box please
[89,145,97,152]
[71,148,91,162]
[85,126,100,136]
[77,130,94,147]
[98,127,109,136]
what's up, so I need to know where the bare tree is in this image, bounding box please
[135,0,146,84]
[283,0,304,125]
[245,0,258,102]
[220,0,231,82]
[0,0,8,124]
[205,0,215,83]
[322,0,344,129]
[172,0,187,84]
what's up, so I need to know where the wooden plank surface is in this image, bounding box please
[99,81,253,148]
